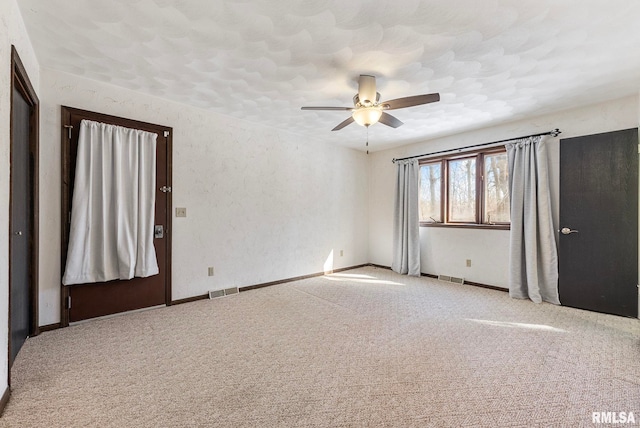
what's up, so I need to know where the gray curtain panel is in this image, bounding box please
[506,136,560,304]
[392,159,421,276]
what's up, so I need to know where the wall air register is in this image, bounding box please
[209,287,239,299]
[438,275,465,285]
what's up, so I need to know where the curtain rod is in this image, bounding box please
[392,128,561,163]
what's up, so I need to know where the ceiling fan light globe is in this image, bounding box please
[352,107,382,127]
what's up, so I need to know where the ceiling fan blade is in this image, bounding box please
[381,93,440,110]
[332,116,355,131]
[378,112,403,128]
[358,75,377,105]
[301,106,353,111]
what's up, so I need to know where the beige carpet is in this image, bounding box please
[2,267,639,427]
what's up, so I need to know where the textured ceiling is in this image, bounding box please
[18,0,640,151]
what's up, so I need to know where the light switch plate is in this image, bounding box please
[176,207,187,217]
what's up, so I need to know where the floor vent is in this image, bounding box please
[224,286,239,296]
[438,275,465,285]
[209,287,239,299]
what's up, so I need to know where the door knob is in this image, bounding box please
[14,231,22,236]
[560,227,579,235]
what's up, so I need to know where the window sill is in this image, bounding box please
[419,222,510,231]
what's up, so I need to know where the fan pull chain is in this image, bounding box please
[366,126,369,155]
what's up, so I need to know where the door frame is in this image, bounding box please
[8,46,40,369]
[60,107,173,327]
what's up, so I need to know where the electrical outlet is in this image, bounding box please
[466,259,471,267]
[208,266,214,276]
[176,207,187,217]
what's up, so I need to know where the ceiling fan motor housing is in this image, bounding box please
[353,93,381,108]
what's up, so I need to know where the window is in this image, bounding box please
[419,162,442,222]
[483,152,509,224]
[418,148,510,228]
[448,157,476,223]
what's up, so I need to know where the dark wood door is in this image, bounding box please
[10,87,32,364]
[558,128,638,317]
[62,107,172,323]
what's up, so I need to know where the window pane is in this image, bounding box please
[484,152,510,223]
[419,163,441,222]
[448,158,476,222]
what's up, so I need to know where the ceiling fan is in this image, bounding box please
[301,75,440,131]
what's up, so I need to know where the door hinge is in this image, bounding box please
[164,131,170,138]
[637,144,640,154]
[160,186,172,193]
[66,296,72,309]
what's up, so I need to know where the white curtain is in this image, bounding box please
[506,136,559,304]
[62,120,159,285]
[392,159,421,276]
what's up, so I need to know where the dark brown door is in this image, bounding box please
[62,107,172,323]
[10,87,32,364]
[558,128,638,317]
[9,46,40,372]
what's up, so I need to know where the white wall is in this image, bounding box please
[38,68,370,325]
[0,0,40,394]
[369,95,639,288]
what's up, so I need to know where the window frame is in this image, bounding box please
[418,146,510,230]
